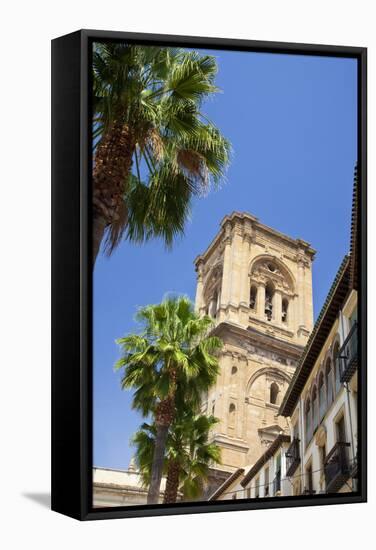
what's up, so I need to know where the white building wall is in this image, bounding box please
[288,291,358,496]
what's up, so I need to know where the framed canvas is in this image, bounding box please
[51,29,367,520]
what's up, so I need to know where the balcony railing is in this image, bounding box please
[286,438,301,477]
[324,441,350,493]
[338,322,358,384]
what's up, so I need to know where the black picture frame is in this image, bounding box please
[51,29,367,520]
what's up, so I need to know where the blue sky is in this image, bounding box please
[93,49,357,469]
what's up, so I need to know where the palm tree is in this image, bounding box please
[92,43,231,265]
[115,295,222,504]
[132,412,221,504]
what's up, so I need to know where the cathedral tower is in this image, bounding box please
[194,212,315,473]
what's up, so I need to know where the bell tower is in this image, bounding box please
[194,212,315,473]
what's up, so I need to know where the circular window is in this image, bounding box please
[267,263,276,272]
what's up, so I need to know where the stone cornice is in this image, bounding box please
[211,434,249,453]
[194,211,316,269]
[248,315,295,338]
[212,321,304,360]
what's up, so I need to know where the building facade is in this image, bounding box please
[210,265,358,500]
[278,171,359,497]
[209,434,292,500]
[279,257,358,496]
[93,462,168,507]
[210,171,359,500]
[194,212,315,473]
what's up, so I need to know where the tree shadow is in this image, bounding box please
[22,492,51,509]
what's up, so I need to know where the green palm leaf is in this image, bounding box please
[92,43,231,260]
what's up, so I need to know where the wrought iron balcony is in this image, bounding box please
[324,442,350,493]
[338,322,358,383]
[286,438,301,477]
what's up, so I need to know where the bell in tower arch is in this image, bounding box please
[265,282,274,321]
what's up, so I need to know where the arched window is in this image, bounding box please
[282,298,289,323]
[305,397,312,443]
[210,290,218,319]
[325,358,334,406]
[211,403,215,415]
[231,366,238,375]
[265,282,274,321]
[318,371,326,420]
[250,285,257,310]
[333,341,341,394]
[312,385,318,430]
[228,403,236,428]
[270,382,279,405]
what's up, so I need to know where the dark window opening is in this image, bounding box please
[250,285,257,310]
[270,382,279,405]
[282,298,289,323]
[312,385,318,430]
[326,358,334,406]
[306,464,313,493]
[318,371,326,420]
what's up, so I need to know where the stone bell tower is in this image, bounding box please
[194,212,315,473]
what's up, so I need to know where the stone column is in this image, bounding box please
[194,260,204,314]
[230,227,243,306]
[256,282,266,319]
[239,234,252,307]
[274,289,282,324]
[288,295,295,330]
[220,223,232,308]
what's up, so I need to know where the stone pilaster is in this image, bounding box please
[229,224,243,306]
[220,222,232,308]
[239,233,252,307]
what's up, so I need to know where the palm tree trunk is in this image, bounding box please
[147,421,169,504]
[92,120,135,266]
[92,214,107,267]
[147,396,175,504]
[163,459,180,504]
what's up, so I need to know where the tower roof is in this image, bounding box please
[194,211,315,267]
